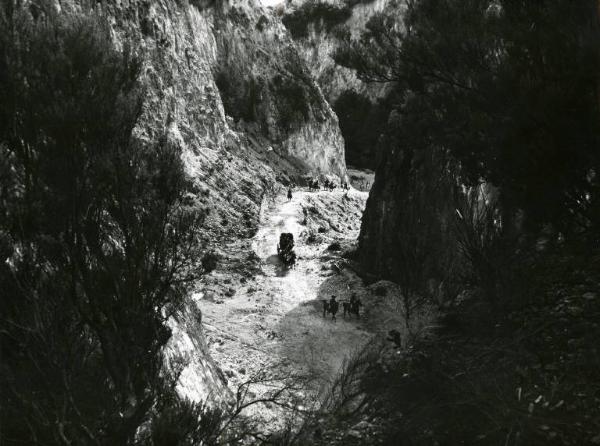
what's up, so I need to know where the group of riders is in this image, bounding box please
[307,177,350,193]
[281,175,350,266]
[322,293,362,322]
[286,176,351,200]
[276,233,363,323]
[279,175,360,322]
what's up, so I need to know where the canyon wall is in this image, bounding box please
[280,0,401,169]
[282,0,392,103]
[55,0,346,403]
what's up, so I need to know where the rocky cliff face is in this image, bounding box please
[355,144,400,278]
[56,0,346,404]
[280,0,400,170]
[212,0,346,177]
[282,0,391,103]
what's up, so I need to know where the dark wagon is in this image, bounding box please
[277,233,296,268]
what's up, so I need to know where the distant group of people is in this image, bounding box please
[306,177,350,193]
[308,178,320,191]
[355,178,371,191]
[322,293,362,322]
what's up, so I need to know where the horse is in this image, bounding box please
[307,179,319,192]
[322,299,339,321]
[342,299,362,319]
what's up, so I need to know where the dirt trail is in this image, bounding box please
[198,188,375,425]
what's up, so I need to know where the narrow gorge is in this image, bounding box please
[1,0,599,445]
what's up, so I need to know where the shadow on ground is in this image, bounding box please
[274,267,433,396]
[274,270,374,391]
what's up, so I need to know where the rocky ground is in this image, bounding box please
[191,186,422,432]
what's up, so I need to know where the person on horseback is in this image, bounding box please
[343,293,363,319]
[329,295,339,322]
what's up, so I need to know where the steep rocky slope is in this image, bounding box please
[56,0,347,404]
[280,0,402,170]
[282,0,392,103]
[213,1,346,176]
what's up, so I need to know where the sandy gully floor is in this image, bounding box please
[196,188,407,428]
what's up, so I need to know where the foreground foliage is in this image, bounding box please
[337,0,600,236]
[282,1,352,39]
[0,8,205,445]
[317,0,600,444]
[299,250,600,445]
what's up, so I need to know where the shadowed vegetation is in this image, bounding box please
[321,0,600,443]
[282,1,352,39]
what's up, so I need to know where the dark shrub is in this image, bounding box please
[0,8,204,444]
[374,285,387,296]
[202,251,220,273]
[282,0,352,39]
[328,241,342,251]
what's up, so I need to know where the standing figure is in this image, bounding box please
[329,295,339,322]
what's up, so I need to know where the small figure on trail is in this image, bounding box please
[387,329,402,348]
[322,295,340,320]
[329,295,339,322]
[324,179,330,190]
[287,187,293,201]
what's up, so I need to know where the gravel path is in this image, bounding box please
[200,188,373,428]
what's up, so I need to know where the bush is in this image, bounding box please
[146,396,223,446]
[374,285,387,296]
[453,186,532,311]
[327,241,342,251]
[344,0,377,7]
[0,8,203,444]
[282,1,352,39]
